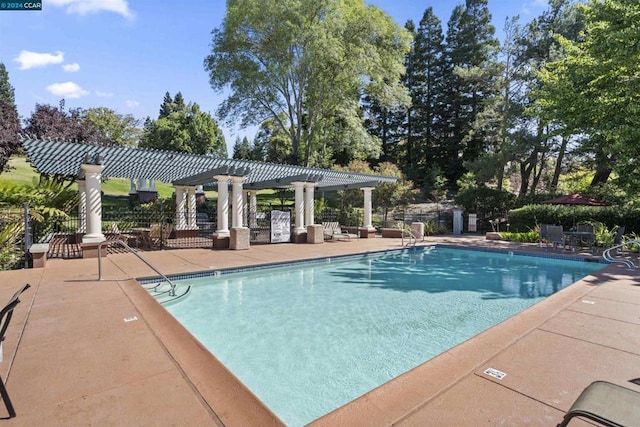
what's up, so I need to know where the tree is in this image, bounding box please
[0,63,20,173]
[406,8,448,187]
[204,0,411,166]
[23,101,96,143]
[252,117,292,164]
[159,92,186,118]
[441,0,500,187]
[141,94,226,157]
[83,107,141,146]
[516,0,584,195]
[536,0,640,191]
[232,136,251,160]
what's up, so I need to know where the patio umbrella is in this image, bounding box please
[542,193,608,226]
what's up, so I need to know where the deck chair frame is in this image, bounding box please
[0,283,31,418]
[557,380,640,427]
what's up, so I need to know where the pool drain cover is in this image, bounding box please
[484,368,507,380]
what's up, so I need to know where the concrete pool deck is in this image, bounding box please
[0,235,638,425]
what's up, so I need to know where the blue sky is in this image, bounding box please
[0,0,548,154]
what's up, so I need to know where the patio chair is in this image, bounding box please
[539,224,551,248]
[546,225,566,251]
[557,380,640,427]
[143,223,173,248]
[0,283,31,418]
[109,223,139,247]
[575,224,595,251]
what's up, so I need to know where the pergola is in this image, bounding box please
[21,138,397,245]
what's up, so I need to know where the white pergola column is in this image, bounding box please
[304,182,316,226]
[361,187,376,231]
[250,191,258,228]
[243,190,250,226]
[149,179,156,191]
[292,181,305,233]
[139,179,148,191]
[231,176,245,228]
[215,175,230,237]
[128,179,137,195]
[174,185,187,230]
[77,179,87,233]
[187,186,197,229]
[81,163,105,243]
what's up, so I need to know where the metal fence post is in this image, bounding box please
[24,204,31,269]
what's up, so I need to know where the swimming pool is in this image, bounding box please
[162,247,603,426]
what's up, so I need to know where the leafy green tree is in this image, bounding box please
[517,0,584,194]
[83,107,141,146]
[141,94,226,157]
[536,0,640,192]
[0,63,20,173]
[204,0,411,166]
[252,118,292,163]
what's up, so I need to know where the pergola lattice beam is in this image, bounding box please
[172,166,251,186]
[244,173,324,190]
[317,180,383,192]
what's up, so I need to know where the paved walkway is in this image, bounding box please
[0,236,638,426]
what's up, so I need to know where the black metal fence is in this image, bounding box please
[0,204,455,270]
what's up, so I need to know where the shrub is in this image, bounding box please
[508,204,640,234]
[499,231,539,243]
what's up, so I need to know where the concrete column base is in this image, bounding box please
[81,242,102,258]
[212,236,230,249]
[29,243,49,268]
[306,224,324,244]
[230,227,250,250]
[291,232,307,243]
[359,227,377,238]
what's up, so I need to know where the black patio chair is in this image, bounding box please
[0,283,30,418]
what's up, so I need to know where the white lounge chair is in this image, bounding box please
[322,222,358,241]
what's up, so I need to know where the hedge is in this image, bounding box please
[508,204,640,234]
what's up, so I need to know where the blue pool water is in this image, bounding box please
[163,247,603,426]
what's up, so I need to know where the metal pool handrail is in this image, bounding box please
[401,228,416,247]
[97,239,177,296]
[602,239,639,270]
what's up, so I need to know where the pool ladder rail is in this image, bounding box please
[401,228,418,247]
[97,239,191,304]
[602,239,639,270]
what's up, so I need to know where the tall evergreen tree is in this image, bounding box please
[0,63,20,172]
[442,0,499,186]
[408,8,447,188]
[232,136,252,160]
[158,92,186,118]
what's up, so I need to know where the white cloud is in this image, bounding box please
[62,62,80,72]
[48,0,135,20]
[125,100,140,108]
[95,90,114,97]
[46,82,89,99]
[14,50,64,70]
